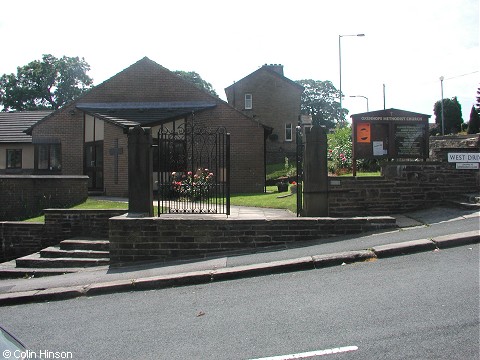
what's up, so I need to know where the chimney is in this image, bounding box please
[264,63,284,76]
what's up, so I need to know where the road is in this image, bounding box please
[0,244,478,360]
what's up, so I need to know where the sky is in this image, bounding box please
[1,0,478,123]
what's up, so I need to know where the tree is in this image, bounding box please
[476,85,480,111]
[174,70,218,97]
[295,79,347,130]
[0,54,93,111]
[467,105,480,134]
[433,96,463,134]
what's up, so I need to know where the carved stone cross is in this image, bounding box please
[109,139,123,184]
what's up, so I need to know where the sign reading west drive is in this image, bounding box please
[351,108,430,161]
[448,152,480,170]
[447,153,480,163]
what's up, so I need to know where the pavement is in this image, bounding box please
[0,204,478,306]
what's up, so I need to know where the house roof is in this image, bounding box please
[76,101,217,128]
[350,108,431,119]
[0,111,52,143]
[225,65,304,92]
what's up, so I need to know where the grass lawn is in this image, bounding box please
[24,199,129,223]
[231,186,297,213]
[339,171,381,177]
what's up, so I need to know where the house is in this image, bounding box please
[225,64,304,164]
[0,111,52,173]
[25,57,266,196]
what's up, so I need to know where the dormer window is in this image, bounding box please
[245,94,252,109]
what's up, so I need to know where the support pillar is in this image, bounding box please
[127,126,153,216]
[303,126,328,216]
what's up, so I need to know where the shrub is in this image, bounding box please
[327,125,353,174]
[171,168,214,200]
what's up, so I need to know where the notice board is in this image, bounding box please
[351,108,430,160]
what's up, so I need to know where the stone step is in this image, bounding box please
[40,247,109,259]
[446,198,480,210]
[0,260,80,279]
[16,253,110,268]
[59,237,110,252]
[0,267,80,279]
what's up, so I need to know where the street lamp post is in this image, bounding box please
[440,76,445,135]
[349,95,369,112]
[339,33,365,123]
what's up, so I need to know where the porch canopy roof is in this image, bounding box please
[76,101,217,128]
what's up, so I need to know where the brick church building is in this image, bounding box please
[26,57,267,196]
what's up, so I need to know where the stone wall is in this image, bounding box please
[328,162,479,216]
[108,216,396,264]
[429,135,479,161]
[0,175,89,221]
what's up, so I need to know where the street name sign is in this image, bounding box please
[447,153,480,163]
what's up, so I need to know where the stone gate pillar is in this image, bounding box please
[303,126,328,216]
[127,126,153,216]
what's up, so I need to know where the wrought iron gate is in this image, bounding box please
[155,118,230,216]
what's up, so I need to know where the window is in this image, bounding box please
[245,94,252,109]
[6,149,22,169]
[36,144,61,171]
[285,123,293,141]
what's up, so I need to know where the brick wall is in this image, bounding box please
[0,175,89,221]
[0,209,126,262]
[328,162,479,216]
[0,221,46,262]
[43,209,127,242]
[109,216,396,264]
[31,106,85,175]
[103,123,129,197]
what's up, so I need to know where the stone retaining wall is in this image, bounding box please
[108,216,396,264]
[328,162,479,216]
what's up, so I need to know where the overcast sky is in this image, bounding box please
[1,0,478,122]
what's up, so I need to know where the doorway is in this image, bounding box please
[84,141,104,191]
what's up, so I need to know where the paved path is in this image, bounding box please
[0,205,478,306]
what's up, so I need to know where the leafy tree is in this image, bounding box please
[0,54,93,111]
[467,105,480,134]
[174,70,218,97]
[476,85,480,111]
[433,96,463,134]
[295,79,347,130]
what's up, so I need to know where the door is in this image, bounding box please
[85,141,104,191]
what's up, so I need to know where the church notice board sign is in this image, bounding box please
[351,108,431,160]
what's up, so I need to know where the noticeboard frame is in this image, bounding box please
[351,109,431,175]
